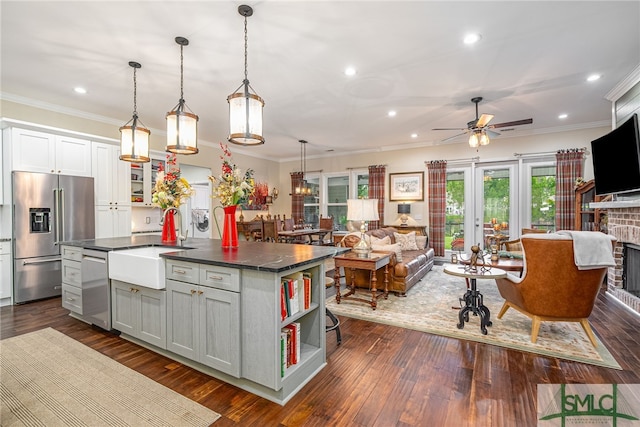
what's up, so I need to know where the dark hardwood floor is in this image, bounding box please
[2,285,639,427]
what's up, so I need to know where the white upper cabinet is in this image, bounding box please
[9,128,92,176]
[92,142,130,206]
[92,142,131,238]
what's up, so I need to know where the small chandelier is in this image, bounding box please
[119,61,150,162]
[166,36,199,155]
[469,129,490,148]
[228,4,265,146]
[295,140,312,196]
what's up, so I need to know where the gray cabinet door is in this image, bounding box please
[166,279,199,360]
[138,287,166,349]
[111,281,136,335]
[199,286,241,378]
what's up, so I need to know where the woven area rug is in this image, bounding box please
[327,265,621,370]
[0,328,220,426]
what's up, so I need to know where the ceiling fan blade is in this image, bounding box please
[432,127,468,131]
[489,118,533,129]
[440,132,468,143]
[486,129,501,138]
[476,114,494,128]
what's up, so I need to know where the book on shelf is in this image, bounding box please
[281,271,312,321]
[280,331,287,377]
[280,284,287,321]
[283,323,300,365]
[281,322,301,370]
[303,272,312,310]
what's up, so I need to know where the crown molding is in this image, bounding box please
[605,63,640,102]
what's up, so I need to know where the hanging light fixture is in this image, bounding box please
[166,36,199,155]
[119,61,150,162]
[295,140,312,196]
[228,4,265,146]
[479,130,491,146]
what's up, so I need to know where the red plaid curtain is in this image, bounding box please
[555,149,585,231]
[368,165,386,230]
[290,172,304,223]
[427,160,447,256]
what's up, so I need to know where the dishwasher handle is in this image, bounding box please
[82,255,106,264]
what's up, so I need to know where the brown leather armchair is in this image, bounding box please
[495,234,612,347]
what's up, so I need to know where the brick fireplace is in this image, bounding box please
[600,202,640,314]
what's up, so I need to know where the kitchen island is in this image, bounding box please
[61,237,346,405]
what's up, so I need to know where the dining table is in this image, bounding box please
[277,228,333,244]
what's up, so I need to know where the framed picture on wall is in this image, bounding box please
[389,172,424,201]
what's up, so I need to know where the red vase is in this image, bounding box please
[222,205,239,249]
[162,209,177,243]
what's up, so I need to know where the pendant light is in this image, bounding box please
[295,140,312,196]
[228,4,265,146]
[166,36,199,155]
[119,61,150,162]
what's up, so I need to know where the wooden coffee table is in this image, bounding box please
[333,251,391,310]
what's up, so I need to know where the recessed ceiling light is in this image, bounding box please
[463,33,482,45]
[411,133,418,138]
[558,113,568,119]
[388,110,397,117]
[74,87,87,94]
[587,74,601,82]
[344,66,356,76]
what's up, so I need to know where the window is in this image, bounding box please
[529,165,556,232]
[303,170,369,230]
[327,175,348,231]
[446,171,465,251]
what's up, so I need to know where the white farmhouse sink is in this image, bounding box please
[108,246,182,289]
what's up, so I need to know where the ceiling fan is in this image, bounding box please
[432,97,533,147]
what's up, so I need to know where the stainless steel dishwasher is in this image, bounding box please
[80,249,111,330]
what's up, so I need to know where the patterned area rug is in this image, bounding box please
[326,265,621,370]
[0,328,221,426]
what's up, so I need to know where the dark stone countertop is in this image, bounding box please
[61,237,348,273]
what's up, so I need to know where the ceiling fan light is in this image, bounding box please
[479,132,490,146]
[469,133,479,148]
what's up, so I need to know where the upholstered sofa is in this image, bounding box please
[338,227,435,296]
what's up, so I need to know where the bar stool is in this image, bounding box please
[325,277,342,345]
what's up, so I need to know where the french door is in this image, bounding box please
[473,163,518,250]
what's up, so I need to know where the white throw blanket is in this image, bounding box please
[557,230,616,270]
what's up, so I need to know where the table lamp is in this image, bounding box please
[397,203,410,227]
[347,198,379,258]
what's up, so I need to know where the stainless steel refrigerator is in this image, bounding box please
[12,171,95,303]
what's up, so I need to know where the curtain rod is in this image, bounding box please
[424,157,479,166]
[514,147,589,158]
[346,164,388,170]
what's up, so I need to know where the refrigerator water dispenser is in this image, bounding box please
[30,208,51,233]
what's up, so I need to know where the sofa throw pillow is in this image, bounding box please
[369,235,391,246]
[416,235,427,250]
[371,243,403,263]
[394,231,419,251]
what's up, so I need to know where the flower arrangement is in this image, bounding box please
[209,143,255,207]
[151,153,194,209]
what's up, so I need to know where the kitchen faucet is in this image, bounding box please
[161,207,188,246]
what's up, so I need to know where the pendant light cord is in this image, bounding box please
[132,66,138,116]
[244,14,249,82]
[180,44,185,100]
